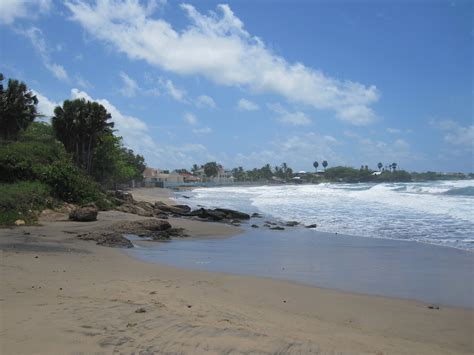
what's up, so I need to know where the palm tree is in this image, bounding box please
[391,162,397,172]
[313,161,319,172]
[52,98,113,173]
[377,162,383,171]
[0,73,38,141]
[322,160,328,171]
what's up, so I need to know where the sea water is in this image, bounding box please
[127,180,474,308]
[176,180,474,251]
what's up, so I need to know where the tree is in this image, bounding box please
[391,162,397,172]
[0,73,38,141]
[52,99,113,173]
[322,160,328,171]
[203,162,219,178]
[377,162,383,171]
[313,161,319,171]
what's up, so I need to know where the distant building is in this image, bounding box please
[143,168,185,187]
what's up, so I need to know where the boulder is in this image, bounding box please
[270,226,285,231]
[305,224,317,229]
[285,221,299,227]
[114,190,134,204]
[251,224,259,228]
[69,205,98,222]
[251,212,263,218]
[153,203,191,215]
[188,208,250,221]
[214,208,250,220]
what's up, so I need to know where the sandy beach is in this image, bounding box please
[1,188,473,354]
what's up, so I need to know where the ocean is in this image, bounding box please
[176,179,474,251]
[127,180,474,307]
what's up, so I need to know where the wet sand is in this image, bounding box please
[1,189,473,354]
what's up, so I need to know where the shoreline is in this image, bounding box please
[1,188,473,354]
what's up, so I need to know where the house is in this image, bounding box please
[143,167,185,187]
[194,165,234,185]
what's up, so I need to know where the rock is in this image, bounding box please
[69,205,98,222]
[251,224,259,228]
[214,208,250,220]
[135,307,147,313]
[270,226,285,230]
[14,219,26,226]
[305,224,317,229]
[148,227,188,241]
[78,231,133,248]
[116,203,153,217]
[114,190,134,204]
[285,221,299,227]
[251,212,263,218]
[264,221,277,225]
[154,202,191,216]
[188,208,250,221]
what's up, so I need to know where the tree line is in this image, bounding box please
[0,73,145,223]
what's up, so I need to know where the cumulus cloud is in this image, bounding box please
[268,103,312,126]
[65,1,379,125]
[18,27,69,81]
[196,95,216,109]
[32,90,59,121]
[237,98,259,111]
[119,71,139,97]
[0,0,51,25]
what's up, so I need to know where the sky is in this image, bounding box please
[0,0,472,172]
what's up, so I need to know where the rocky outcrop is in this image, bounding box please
[285,221,299,227]
[153,202,191,215]
[188,208,250,221]
[77,219,175,247]
[305,224,317,229]
[69,204,98,222]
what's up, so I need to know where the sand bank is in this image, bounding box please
[1,189,473,354]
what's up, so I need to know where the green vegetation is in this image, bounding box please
[0,74,146,225]
[0,181,53,225]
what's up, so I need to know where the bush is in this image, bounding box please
[0,139,109,207]
[0,181,53,225]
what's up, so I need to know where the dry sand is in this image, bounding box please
[1,189,473,354]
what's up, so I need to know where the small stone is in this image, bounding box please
[149,291,157,295]
[14,219,26,226]
[305,224,317,229]
[187,305,192,308]
[59,288,62,290]
[251,224,259,228]
[135,307,147,313]
[34,256,38,259]
[270,226,285,231]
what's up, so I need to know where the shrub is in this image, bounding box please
[0,181,53,225]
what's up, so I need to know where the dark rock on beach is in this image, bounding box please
[187,208,250,221]
[285,221,299,227]
[270,226,285,231]
[69,204,98,222]
[251,212,263,218]
[305,224,317,229]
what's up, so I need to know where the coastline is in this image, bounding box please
[1,188,473,354]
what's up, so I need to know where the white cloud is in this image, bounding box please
[0,0,51,25]
[434,120,474,147]
[268,103,312,126]
[237,98,259,111]
[183,112,198,125]
[119,71,139,97]
[160,78,187,102]
[18,27,69,81]
[66,1,379,125]
[196,95,216,108]
[192,127,213,134]
[32,90,59,121]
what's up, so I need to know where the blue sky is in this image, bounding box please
[0,0,472,172]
